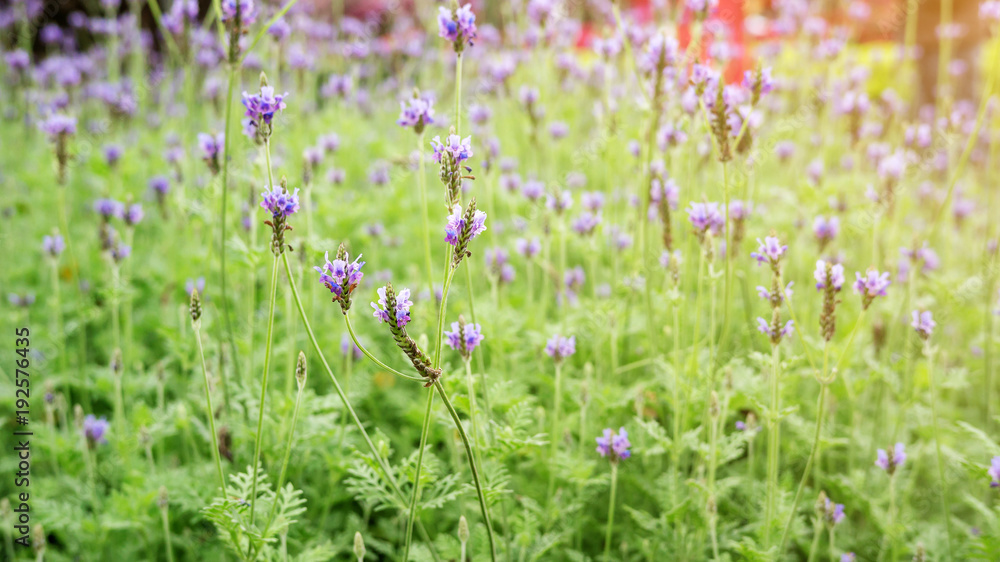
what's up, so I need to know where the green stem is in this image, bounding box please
[603,462,619,562]
[194,326,229,497]
[546,361,564,502]
[926,344,954,560]
[260,369,306,545]
[778,384,828,555]
[764,344,781,548]
[160,501,175,562]
[418,130,434,294]
[433,381,497,561]
[219,64,242,399]
[282,252,442,561]
[343,315,424,382]
[249,253,280,530]
[403,390,435,562]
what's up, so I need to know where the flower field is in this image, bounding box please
[2,0,1000,560]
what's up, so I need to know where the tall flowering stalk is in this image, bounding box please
[190,289,228,497]
[545,334,576,502]
[915,311,954,556]
[398,90,436,293]
[248,176,299,533]
[596,427,630,561]
[751,236,792,548]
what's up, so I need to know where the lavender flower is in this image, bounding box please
[911,310,935,340]
[438,3,477,52]
[83,415,110,446]
[221,0,255,23]
[43,234,66,257]
[875,443,907,475]
[546,190,572,214]
[260,182,299,254]
[316,244,365,312]
[750,237,788,267]
[687,202,724,240]
[260,183,300,219]
[124,203,144,228]
[431,134,473,164]
[989,456,1000,487]
[822,496,846,527]
[397,93,435,134]
[39,114,77,138]
[756,318,794,341]
[372,286,412,328]
[444,317,485,359]
[544,334,576,362]
[241,83,288,142]
[595,427,631,462]
[853,269,891,309]
[814,260,845,291]
[515,237,541,258]
[445,200,487,267]
[94,198,124,220]
[185,277,206,297]
[198,132,224,175]
[813,216,839,248]
[371,283,440,383]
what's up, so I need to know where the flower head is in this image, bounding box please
[814,260,845,291]
[445,200,487,267]
[875,442,906,475]
[241,84,288,141]
[813,216,839,247]
[39,114,77,138]
[397,94,435,133]
[853,269,891,309]
[43,234,66,257]
[444,317,485,359]
[431,134,473,164]
[316,245,365,312]
[989,456,1000,487]
[438,3,477,51]
[687,202,724,239]
[545,334,576,362]
[822,496,846,527]
[750,236,788,266]
[911,310,935,340]
[260,183,300,219]
[83,414,110,446]
[94,198,124,220]
[372,286,412,328]
[595,427,632,462]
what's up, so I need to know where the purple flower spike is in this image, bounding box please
[39,114,77,138]
[241,85,288,140]
[397,95,435,133]
[316,246,365,312]
[431,134,474,165]
[43,234,66,257]
[988,456,1000,487]
[595,427,631,462]
[371,286,413,329]
[911,310,935,340]
[814,260,845,291]
[83,414,110,446]
[750,236,788,266]
[875,442,907,475]
[853,269,891,309]
[260,184,300,219]
[438,3,477,51]
[444,319,485,359]
[544,334,576,362]
[94,198,124,220]
[687,202,725,239]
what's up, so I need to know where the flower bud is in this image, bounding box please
[458,515,470,544]
[295,351,307,389]
[190,288,202,328]
[158,486,169,509]
[353,531,366,561]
